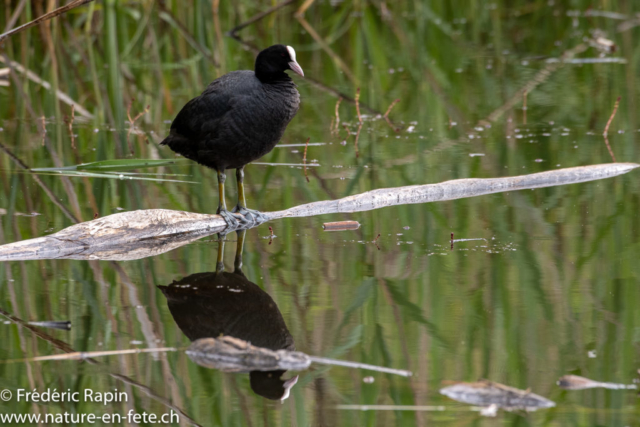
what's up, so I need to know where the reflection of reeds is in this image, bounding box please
[331,97,343,135]
[602,96,621,162]
[384,98,400,132]
[126,99,150,155]
[63,105,76,149]
[303,137,311,183]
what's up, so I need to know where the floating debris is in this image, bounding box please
[480,404,498,417]
[322,221,361,231]
[187,336,310,373]
[440,380,555,412]
[187,336,411,376]
[557,375,637,390]
[26,320,71,331]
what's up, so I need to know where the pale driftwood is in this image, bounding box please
[187,336,311,372]
[187,336,412,376]
[0,163,636,261]
[557,374,637,390]
[440,380,555,411]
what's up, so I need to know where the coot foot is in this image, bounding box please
[217,208,240,233]
[232,205,269,226]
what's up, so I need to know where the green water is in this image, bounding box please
[1,1,640,425]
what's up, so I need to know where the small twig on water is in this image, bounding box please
[355,87,362,124]
[268,226,274,245]
[126,98,150,155]
[332,97,343,135]
[63,104,76,149]
[373,233,381,250]
[323,221,361,231]
[603,96,621,136]
[303,137,310,183]
[522,90,528,125]
[602,96,621,162]
[383,98,400,132]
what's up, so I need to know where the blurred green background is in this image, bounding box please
[1,0,639,425]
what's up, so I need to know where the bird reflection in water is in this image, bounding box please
[159,231,298,401]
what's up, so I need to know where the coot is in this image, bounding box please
[159,232,298,401]
[161,44,303,229]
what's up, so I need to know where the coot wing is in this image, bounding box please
[161,78,231,147]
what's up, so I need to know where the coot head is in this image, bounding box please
[255,44,304,82]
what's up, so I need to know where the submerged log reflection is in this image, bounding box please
[0,163,636,261]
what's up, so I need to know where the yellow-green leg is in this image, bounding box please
[234,229,245,272]
[215,235,225,274]
[232,166,269,225]
[236,167,247,211]
[216,169,240,232]
[216,169,227,214]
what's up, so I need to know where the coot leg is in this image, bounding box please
[232,167,269,225]
[216,169,241,231]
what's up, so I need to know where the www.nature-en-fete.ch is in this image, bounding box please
[0,410,180,424]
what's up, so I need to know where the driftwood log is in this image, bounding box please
[440,380,556,411]
[0,163,636,261]
[188,336,413,376]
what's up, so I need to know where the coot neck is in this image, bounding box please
[254,67,291,84]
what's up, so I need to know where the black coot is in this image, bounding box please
[161,44,303,228]
[159,232,298,401]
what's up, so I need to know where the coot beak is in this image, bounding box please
[288,61,304,77]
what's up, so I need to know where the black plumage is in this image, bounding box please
[161,44,303,228]
[158,233,298,400]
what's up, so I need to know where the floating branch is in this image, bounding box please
[323,221,360,231]
[187,336,412,377]
[26,320,71,331]
[440,380,555,412]
[557,374,637,390]
[0,163,636,261]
